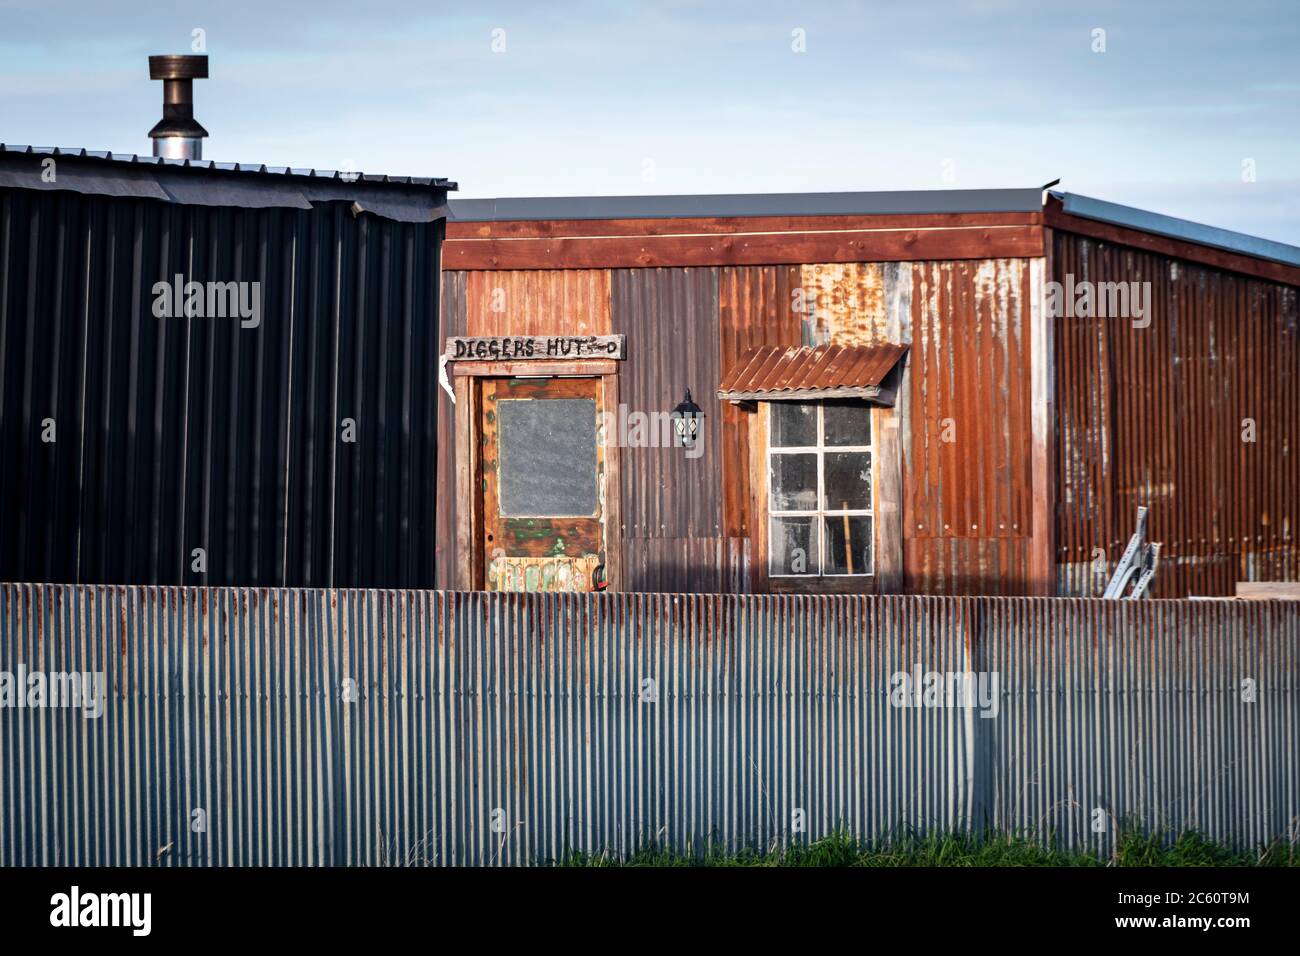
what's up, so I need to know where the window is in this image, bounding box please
[768,400,872,577]
[497,398,598,517]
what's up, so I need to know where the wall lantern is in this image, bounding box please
[670,390,704,449]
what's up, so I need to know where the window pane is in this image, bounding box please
[823,401,872,446]
[770,402,816,447]
[771,516,817,575]
[823,451,871,511]
[823,516,873,575]
[498,399,598,516]
[770,453,818,511]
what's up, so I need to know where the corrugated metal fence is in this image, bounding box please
[2,585,1296,865]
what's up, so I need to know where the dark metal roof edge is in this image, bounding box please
[448,187,1045,222]
[0,144,457,191]
[1053,191,1300,269]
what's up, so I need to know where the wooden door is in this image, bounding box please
[481,377,606,592]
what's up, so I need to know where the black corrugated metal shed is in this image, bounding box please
[0,146,455,587]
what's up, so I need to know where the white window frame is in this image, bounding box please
[767,400,873,578]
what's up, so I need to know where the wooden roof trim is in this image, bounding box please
[444,225,1043,270]
[446,210,1043,240]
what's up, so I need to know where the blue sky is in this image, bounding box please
[2,0,1297,243]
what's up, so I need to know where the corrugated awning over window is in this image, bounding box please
[717,343,909,405]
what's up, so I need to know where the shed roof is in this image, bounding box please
[0,144,456,223]
[449,188,1043,222]
[447,185,1300,279]
[1050,191,1300,269]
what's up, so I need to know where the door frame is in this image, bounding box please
[452,359,622,591]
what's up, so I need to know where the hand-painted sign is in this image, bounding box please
[445,335,626,361]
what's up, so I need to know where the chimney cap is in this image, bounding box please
[148,54,209,81]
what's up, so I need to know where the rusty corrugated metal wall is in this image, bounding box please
[436,267,735,592]
[3,584,1296,865]
[1054,231,1300,597]
[439,258,1038,596]
[462,269,611,337]
[796,260,1034,594]
[906,260,1034,594]
[0,187,444,588]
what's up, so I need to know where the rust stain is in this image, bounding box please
[803,262,888,345]
[905,259,1033,594]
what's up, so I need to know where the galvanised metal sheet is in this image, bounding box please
[611,267,722,557]
[0,188,444,589]
[2,585,1296,865]
[1054,230,1299,597]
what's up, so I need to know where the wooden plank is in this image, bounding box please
[769,574,879,594]
[602,373,622,591]
[446,334,625,361]
[1045,200,1300,288]
[1029,245,1057,595]
[453,374,480,590]
[873,404,903,594]
[445,226,1045,271]
[451,359,617,378]
[1235,582,1300,600]
[748,406,769,593]
[716,385,893,404]
[886,262,914,592]
[721,400,751,538]
[478,376,597,399]
[447,211,1045,240]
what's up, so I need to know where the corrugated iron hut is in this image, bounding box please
[0,142,455,588]
[438,188,1299,598]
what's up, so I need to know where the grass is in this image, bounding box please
[555,828,1299,867]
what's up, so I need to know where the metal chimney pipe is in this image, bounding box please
[148,55,209,160]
